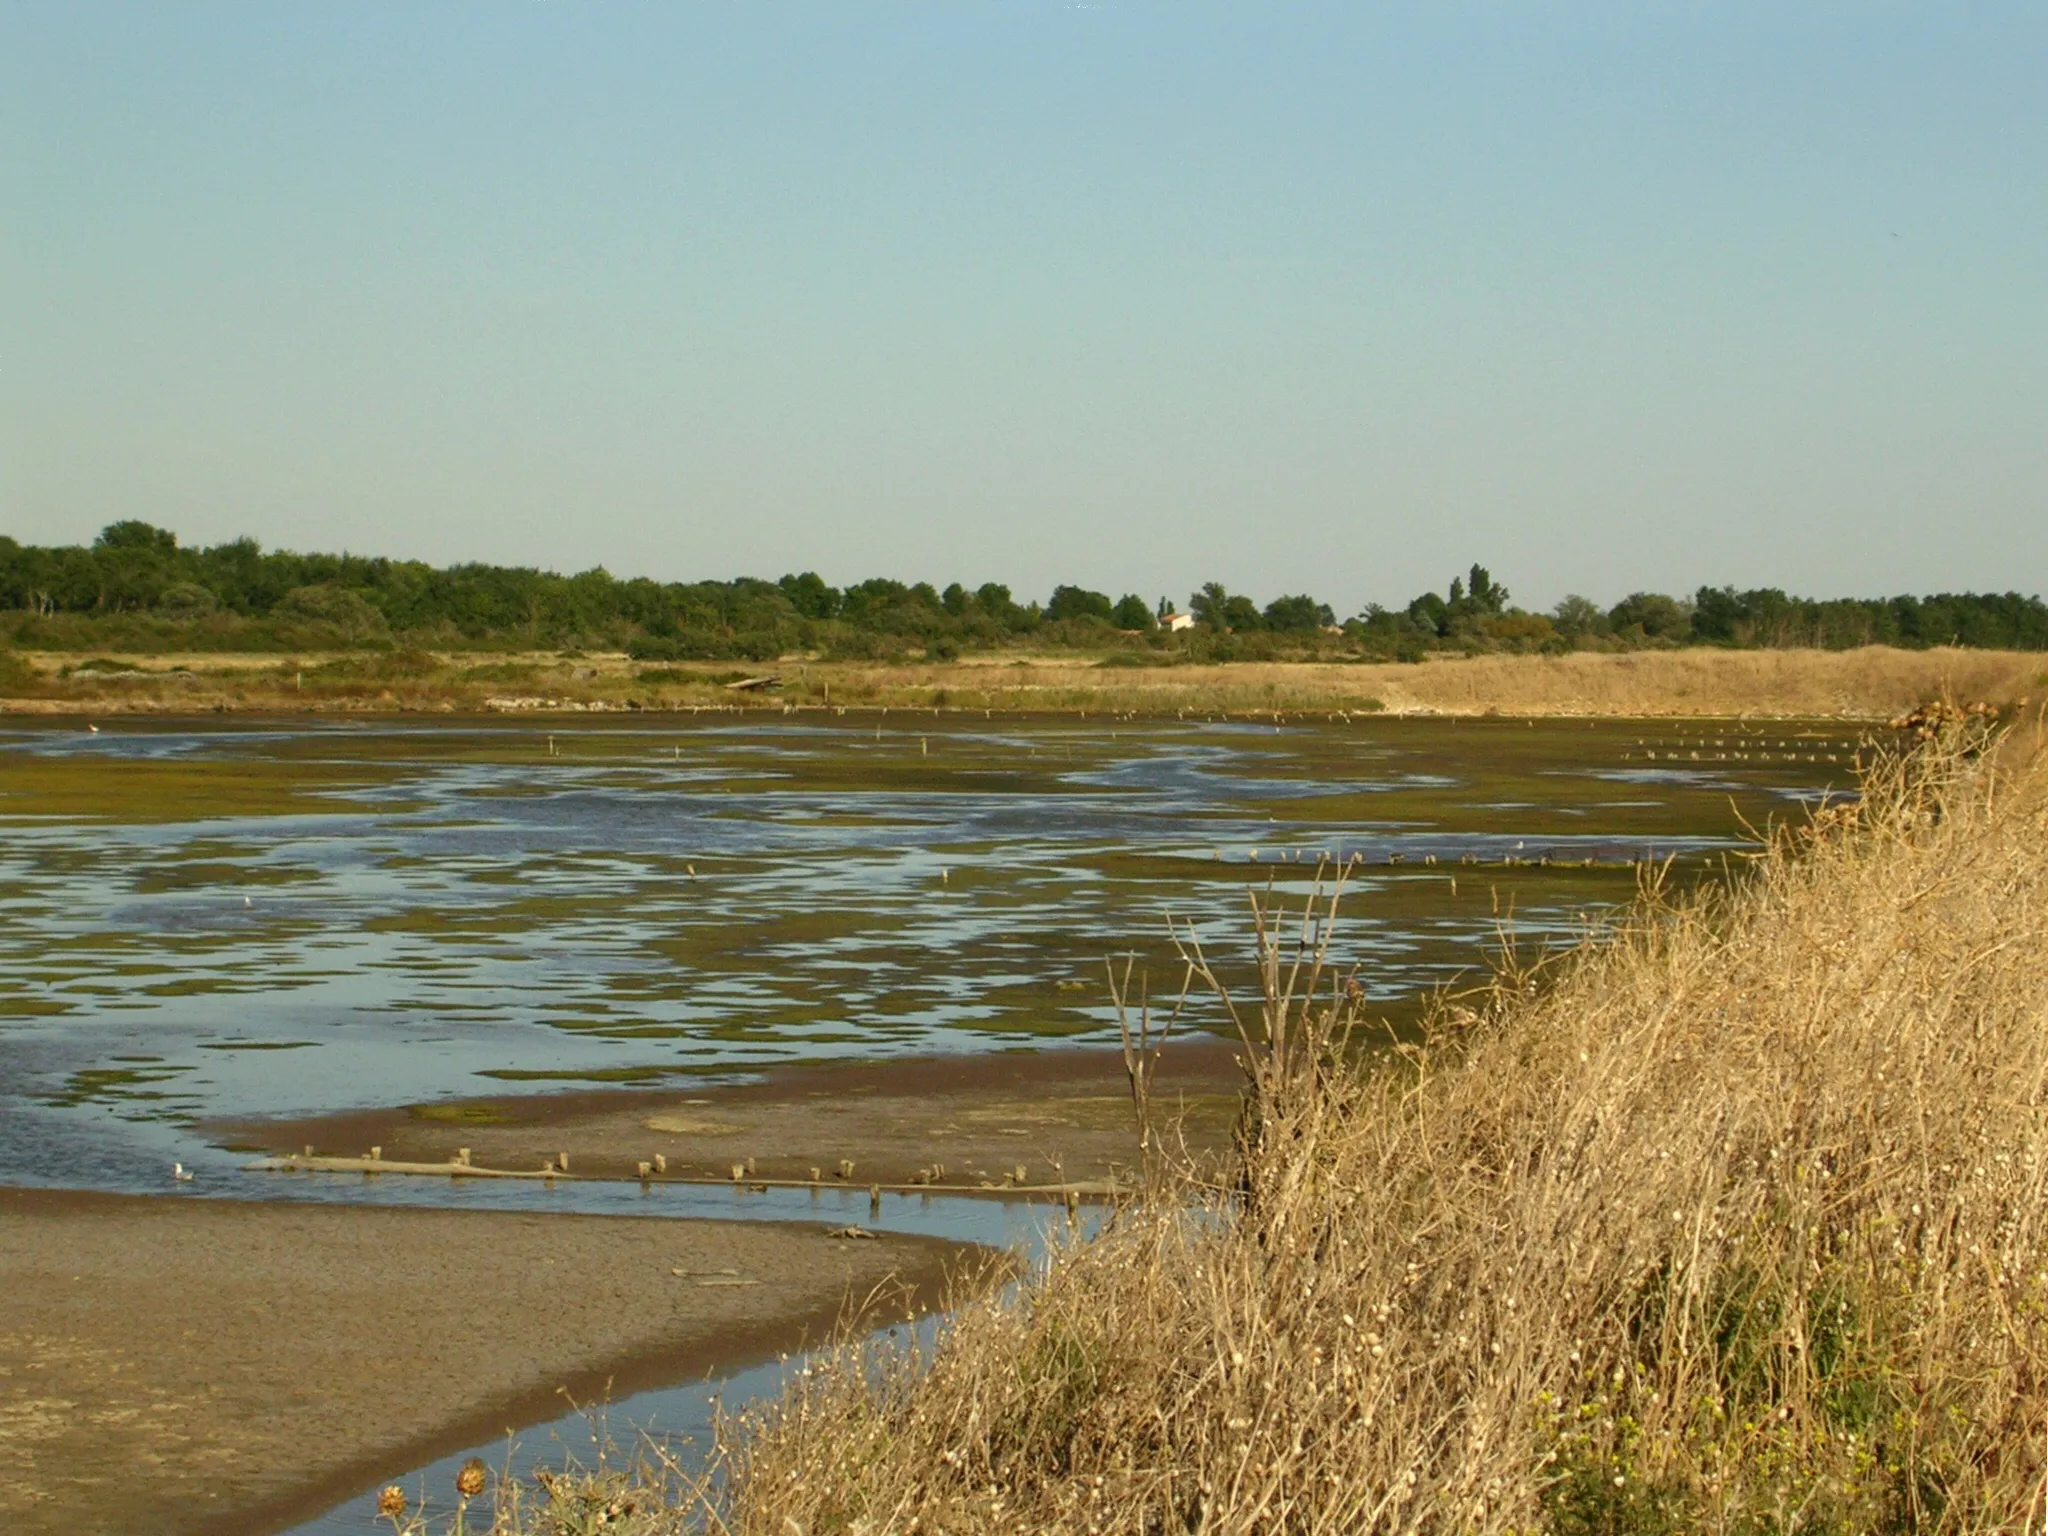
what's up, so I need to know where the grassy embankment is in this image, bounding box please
[386,711,2048,1534]
[3,644,2042,719]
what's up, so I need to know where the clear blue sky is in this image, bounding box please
[2,3,2042,612]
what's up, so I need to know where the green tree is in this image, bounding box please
[94,521,179,558]
[1110,593,1155,630]
[1221,594,1262,631]
[91,520,182,611]
[1608,592,1690,641]
[1354,603,1398,636]
[779,571,840,620]
[1189,583,1230,628]
[1465,563,1508,614]
[0,536,28,612]
[1551,595,1606,638]
[975,583,1029,631]
[1406,590,1450,637]
[1262,594,1333,632]
[840,578,908,626]
[276,584,390,643]
[1689,586,1744,642]
[1046,585,1114,623]
[157,582,218,618]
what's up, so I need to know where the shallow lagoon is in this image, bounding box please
[0,711,1860,1189]
[0,711,1863,1531]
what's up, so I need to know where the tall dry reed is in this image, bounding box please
[717,719,2048,1534]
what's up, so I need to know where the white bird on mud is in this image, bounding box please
[172,1162,194,1182]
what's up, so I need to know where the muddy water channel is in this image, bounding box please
[0,712,1860,1188]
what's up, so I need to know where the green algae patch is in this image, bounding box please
[43,1063,198,1117]
[132,861,325,894]
[409,1101,519,1125]
[0,755,405,823]
[195,1040,321,1051]
[476,1066,678,1084]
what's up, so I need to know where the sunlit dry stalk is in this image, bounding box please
[1105,950,1180,1179]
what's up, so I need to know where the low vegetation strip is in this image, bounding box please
[682,724,2048,1534]
[2,645,2042,720]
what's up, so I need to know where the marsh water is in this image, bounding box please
[1,711,1861,1530]
[0,712,1861,1188]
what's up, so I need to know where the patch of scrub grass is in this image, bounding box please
[361,909,511,938]
[195,1040,320,1051]
[143,977,269,998]
[476,1066,677,1084]
[409,1101,518,1124]
[43,1063,192,1110]
[1095,650,1173,670]
[0,996,75,1017]
[304,649,441,681]
[457,661,543,684]
[0,647,39,691]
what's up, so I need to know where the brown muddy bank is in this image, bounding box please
[0,1188,970,1536]
[214,1041,1248,1196]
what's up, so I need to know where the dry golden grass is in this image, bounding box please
[697,716,2048,1534]
[1359,647,2031,724]
[822,646,2042,719]
[7,644,2041,721]
[1365,646,2045,719]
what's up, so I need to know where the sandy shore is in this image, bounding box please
[0,1188,969,1536]
[213,1042,1248,1195]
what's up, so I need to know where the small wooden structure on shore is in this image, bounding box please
[242,1151,1117,1199]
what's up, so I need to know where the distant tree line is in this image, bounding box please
[2,524,2043,660]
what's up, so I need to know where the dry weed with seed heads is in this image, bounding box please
[375,1436,717,1536]
[707,717,2048,1534]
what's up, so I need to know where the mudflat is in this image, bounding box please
[215,1042,1248,1194]
[0,1188,967,1536]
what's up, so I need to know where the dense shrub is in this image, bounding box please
[4,525,2043,661]
[0,647,35,693]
